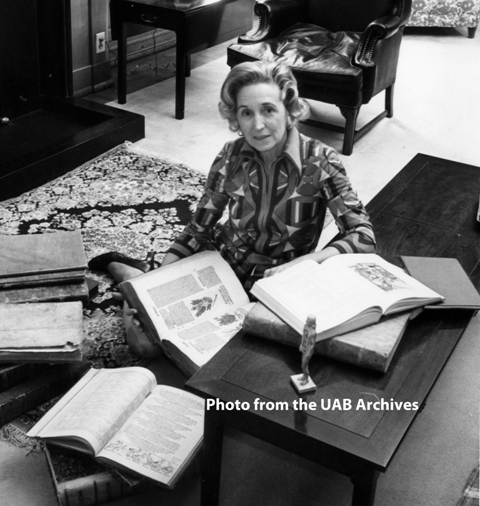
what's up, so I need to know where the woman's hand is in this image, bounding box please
[112,292,161,358]
[111,292,142,328]
[263,256,309,278]
[263,247,341,278]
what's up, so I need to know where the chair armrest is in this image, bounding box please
[354,12,408,67]
[238,0,307,43]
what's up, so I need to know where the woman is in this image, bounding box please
[90,61,376,356]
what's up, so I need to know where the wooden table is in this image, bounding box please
[186,154,480,506]
[110,0,254,119]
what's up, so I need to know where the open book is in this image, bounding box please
[119,251,253,376]
[27,367,204,488]
[250,253,444,342]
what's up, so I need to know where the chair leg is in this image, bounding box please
[339,106,360,156]
[386,85,394,118]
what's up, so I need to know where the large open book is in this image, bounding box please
[250,253,444,342]
[119,251,253,376]
[27,367,204,488]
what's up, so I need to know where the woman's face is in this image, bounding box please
[236,82,289,162]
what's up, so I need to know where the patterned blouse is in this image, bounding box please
[167,128,376,289]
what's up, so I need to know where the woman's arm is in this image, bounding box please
[319,146,376,255]
[164,143,231,260]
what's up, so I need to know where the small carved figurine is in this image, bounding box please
[299,314,316,385]
[290,314,317,394]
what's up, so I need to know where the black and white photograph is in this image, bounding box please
[1,1,479,505]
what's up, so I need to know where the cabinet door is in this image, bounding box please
[0,0,40,118]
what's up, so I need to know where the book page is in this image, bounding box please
[98,385,205,486]
[164,302,255,368]
[251,258,383,335]
[250,253,443,336]
[324,254,444,312]
[121,251,252,367]
[27,368,156,456]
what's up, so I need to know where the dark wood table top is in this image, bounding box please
[111,0,239,14]
[187,153,480,474]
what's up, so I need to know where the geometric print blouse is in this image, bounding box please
[167,128,376,289]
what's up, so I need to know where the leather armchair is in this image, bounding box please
[228,0,412,155]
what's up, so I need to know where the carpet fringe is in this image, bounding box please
[0,420,44,453]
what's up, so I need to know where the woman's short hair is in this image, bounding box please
[219,61,309,132]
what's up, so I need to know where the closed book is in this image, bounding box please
[0,269,87,289]
[0,301,85,363]
[0,230,87,278]
[0,361,90,426]
[0,280,89,305]
[243,302,414,373]
[0,363,50,393]
[401,256,480,310]
[44,444,142,506]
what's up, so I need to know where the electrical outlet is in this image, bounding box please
[96,32,106,54]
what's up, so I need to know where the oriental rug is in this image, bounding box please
[0,142,206,370]
[0,142,207,448]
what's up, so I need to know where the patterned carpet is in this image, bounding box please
[0,142,206,369]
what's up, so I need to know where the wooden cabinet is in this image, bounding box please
[0,0,42,118]
[0,0,144,202]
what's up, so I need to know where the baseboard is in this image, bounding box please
[72,60,113,98]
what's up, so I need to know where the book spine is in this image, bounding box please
[55,472,135,506]
[0,363,48,393]
[316,341,387,372]
[0,284,89,306]
[119,282,161,347]
[0,277,85,289]
[0,362,90,426]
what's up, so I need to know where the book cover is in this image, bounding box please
[0,301,85,363]
[0,363,50,393]
[0,280,89,305]
[243,302,414,372]
[0,269,87,289]
[0,230,87,278]
[44,444,142,506]
[401,256,480,310]
[0,361,90,426]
